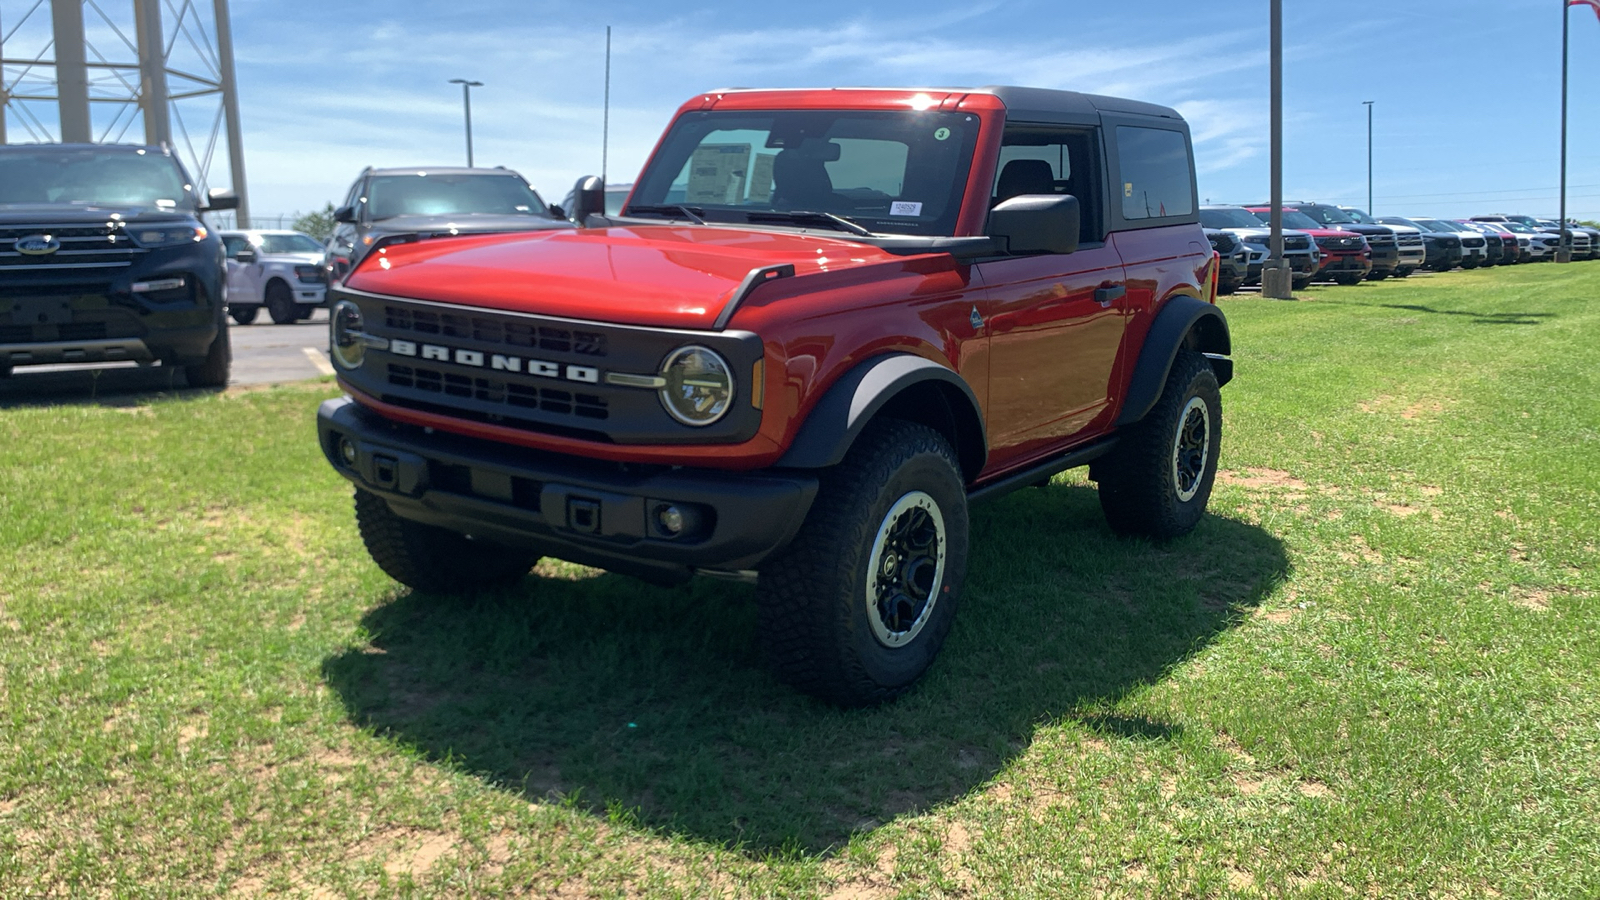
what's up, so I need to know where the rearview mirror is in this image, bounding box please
[569,176,605,226]
[988,194,1080,255]
[202,188,239,212]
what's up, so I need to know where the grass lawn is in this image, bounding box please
[1,263,1597,898]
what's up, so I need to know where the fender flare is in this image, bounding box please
[1115,294,1232,428]
[776,353,987,478]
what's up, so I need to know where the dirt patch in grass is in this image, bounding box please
[1218,468,1311,492]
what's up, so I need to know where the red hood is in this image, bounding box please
[344,225,914,330]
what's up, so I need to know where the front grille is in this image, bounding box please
[1462,237,1485,248]
[388,363,609,420]
[384,305,608,358]
[1398,234,1424,247]
[1284,235,1311,251]
[0,223,146,270]
[1316,236,1363,250]
[1366,234,1396,247]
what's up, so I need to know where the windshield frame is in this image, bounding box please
[1252,208,1322,230]
[362,173,553,222]
[1199,207,1270,229]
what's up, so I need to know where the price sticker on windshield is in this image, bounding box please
[890,201,923,216]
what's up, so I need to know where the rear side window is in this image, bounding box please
[1116,126,1193,220]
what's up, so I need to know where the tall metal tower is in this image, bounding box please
[0,0,250,226]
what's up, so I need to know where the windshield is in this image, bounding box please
[365,174,550,221]
[0,147,192,208]
[1253,209,1321,230]
[1501,222,1537,233]
[629,109,982,236]
[1341,208,1378,224]
[1413,219,1454,232]
[1199,207,1268,229]
[259,233,324,254]
[1295,205,1356,225]
[1379,217,1423,230]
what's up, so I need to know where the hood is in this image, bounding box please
[0,203,199,225]
[259,251,324,265]
[1218,227,1310,243]
[1335,224,1394,237]
[345,224,919,330]
[365,212,576,238]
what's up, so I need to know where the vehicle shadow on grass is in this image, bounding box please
[321,483,1289,855]
[0,365,220,409]
[1347,300,1556,327]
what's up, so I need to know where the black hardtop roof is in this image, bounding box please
[976,85,1182,121]
[365,166,525,177]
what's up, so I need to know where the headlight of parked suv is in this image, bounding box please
[130,224,207,247]
[330,300,367,370]
[659,345,733,426]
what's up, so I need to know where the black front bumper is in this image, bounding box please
[318,397,819,581]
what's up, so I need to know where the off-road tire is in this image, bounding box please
[353,488,539,594]
[1334,274,1364,286]
[1217,278,1239,296]
[184,325,231,388]
[1393,267,1414,278]
[759,419,969,707]
[1366,270,1389,281]
[1291,275,1313,290]
[266,281,297,325]
[1095,349,1221,540]
[230,305,260,325]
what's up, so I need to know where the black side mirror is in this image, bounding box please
[569,175,605,226]
[548,204,565,219]
[203,188,239,211]
[988,194,1080,255]
[333,205,357,224]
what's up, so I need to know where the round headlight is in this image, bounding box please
[659,345,734,426]
[330,300,366,369]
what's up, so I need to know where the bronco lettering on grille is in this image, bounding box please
[389,339,602,384]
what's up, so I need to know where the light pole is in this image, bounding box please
[1363,100,1374,214]
[449,78,483,167]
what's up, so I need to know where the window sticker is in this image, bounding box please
[748,153,776,203]
[889,201,923,216]
[686,144,751,205]
[1124,182,1134,198]
[933,127,951,141]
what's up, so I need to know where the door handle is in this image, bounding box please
[1094,284,1126,305]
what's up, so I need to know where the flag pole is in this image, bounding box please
[602,25,611,185]
[1559,0,1571,263]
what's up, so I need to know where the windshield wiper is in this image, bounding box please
[624,204,706,225]
[745,210,874,237]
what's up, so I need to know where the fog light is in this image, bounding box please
[656,504,685,536]
[131,277,186,293]
[339,436,357,466]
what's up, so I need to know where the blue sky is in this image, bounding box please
[7,0,1600,222]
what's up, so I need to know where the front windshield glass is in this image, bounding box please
[365,174,550,221]
[259,233,324,254]
[1379,217,1423,230]
[1501,222,1535,234]
[1413,219,1453,232]
[1254,209,1321,230]
[1341,208,1378,224]
[0,147,191,208]
[629,109,982,236]
[1296,205,1356,225]
[1199,207,1267,229]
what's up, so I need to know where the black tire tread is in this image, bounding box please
[184,324,231,388]
[759,419,966,706]
[266,281,296,325]
[1096,349,1220,540]
[353,488,537,594]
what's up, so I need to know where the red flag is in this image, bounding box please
[1573,0,1600,24]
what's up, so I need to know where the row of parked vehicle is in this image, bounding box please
[1200,202,1598,293]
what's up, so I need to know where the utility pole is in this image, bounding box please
[1363,100,1374,214]
[1262,0,1292,298]
[1557,0,1572,263]
[602,26,611,184]
[449,78,482,167]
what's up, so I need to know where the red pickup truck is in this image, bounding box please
[317,86,1232,705]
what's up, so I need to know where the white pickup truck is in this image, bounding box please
[220,230,328,325]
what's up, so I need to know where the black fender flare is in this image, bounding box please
[776,353,987,479]
[1115,295,1232,428]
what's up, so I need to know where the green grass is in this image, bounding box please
[2,263,1598,897]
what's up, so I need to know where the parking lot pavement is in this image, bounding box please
[0,312,333,407]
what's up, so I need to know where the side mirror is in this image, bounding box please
[988,194,1080,255]
[234,248,257,263]
[548,204,565,219]
[569,175,605,226]
[333,205,357,224]
[203,188,239,211]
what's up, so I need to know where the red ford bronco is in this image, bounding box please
[317,86,1232,705]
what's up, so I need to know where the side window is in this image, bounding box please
[991,126,1102,241]
[221,235,249,258]
[1116,126,1193,220]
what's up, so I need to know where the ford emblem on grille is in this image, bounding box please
[15,234,61,256]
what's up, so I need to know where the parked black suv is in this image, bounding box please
[324,166,576,283]
[0,143,236,385]
[1270,202,1400,280]
[1377,216,1464,271]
